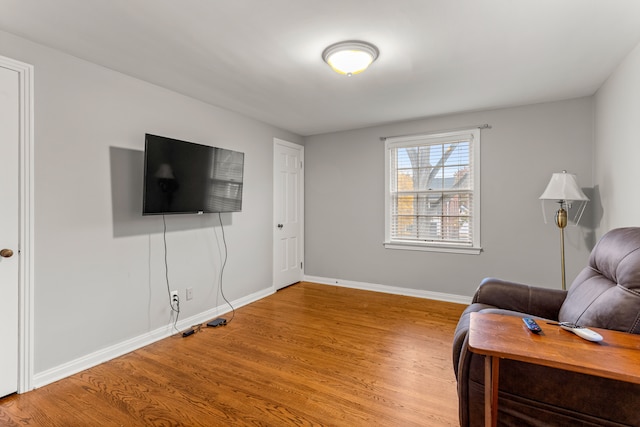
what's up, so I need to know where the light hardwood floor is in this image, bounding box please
[0,282,466,426]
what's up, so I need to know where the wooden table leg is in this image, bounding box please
[485,355,499,427]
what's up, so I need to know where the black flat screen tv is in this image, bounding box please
[143,134,244,215]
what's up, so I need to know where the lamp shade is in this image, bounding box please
[155,163,175,179]
[539,171,589,202]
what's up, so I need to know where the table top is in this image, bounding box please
[468,312,640,385]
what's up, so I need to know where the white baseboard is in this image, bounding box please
[32,286,275,389]
[303,275,473,305]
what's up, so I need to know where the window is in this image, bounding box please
[384,129,481,254]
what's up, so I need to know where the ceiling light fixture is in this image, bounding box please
[322,40,379,76]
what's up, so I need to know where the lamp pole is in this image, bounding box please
[555,201,568,291]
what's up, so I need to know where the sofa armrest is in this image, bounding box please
[473,277,567,320]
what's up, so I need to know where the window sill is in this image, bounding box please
[383,242,482,255]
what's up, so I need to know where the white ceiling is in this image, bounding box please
[2,0,640,136]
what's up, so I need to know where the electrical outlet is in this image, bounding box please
[186,287,193,301]
[171,290,179,305]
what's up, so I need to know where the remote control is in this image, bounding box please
[522,317,542,334]
[558,322,603,342]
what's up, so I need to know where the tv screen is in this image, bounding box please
[143,134,244,215]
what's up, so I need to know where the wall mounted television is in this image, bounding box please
[143,134,244,215]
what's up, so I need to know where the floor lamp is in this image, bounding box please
[539,171,589,290]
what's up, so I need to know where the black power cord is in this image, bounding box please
[163,214,180,333]
[161,213,233,334]
[215,211,235,324]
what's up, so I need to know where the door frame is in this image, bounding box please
[1,55,35,393]
[272,138,304,289]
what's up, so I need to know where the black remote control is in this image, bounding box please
[522,317,542,334]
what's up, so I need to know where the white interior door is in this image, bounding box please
[273,139,304,290]
[0,64,20,397]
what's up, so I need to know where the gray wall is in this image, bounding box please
[4,24,630,382]
[0,31,301,374]
[594,40,640,236]
[304,98,594,297]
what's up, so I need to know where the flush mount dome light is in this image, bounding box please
[322,40,379,76]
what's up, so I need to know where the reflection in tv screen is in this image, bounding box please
[143,134,244,215]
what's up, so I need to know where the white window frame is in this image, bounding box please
[384,129,481,254]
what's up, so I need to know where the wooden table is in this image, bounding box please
[467,312,640,427]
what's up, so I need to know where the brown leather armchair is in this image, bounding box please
[453,227,640,426]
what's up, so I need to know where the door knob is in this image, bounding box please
[0,249,14,258]
[277,224,283,229]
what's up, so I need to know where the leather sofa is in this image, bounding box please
[453,227,640,426]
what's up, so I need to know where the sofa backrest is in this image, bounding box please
[558,227,640,334]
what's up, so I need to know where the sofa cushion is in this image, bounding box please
[559,227,640,333]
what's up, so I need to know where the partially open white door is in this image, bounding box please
[0,54,34,396]
[0,64,20,397]
[273,139,304,290]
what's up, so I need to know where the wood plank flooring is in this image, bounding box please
[0,282,466,426]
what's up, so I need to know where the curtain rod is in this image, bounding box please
[380,123,491,141]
